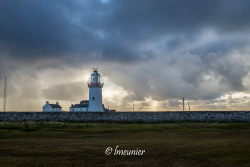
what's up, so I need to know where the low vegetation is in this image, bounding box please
[1,122,250,167]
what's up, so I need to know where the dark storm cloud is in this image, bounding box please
[0,0,76,56]
[1,0,250,62]
[1,0,250,108]
[103,0,250,38]
[0,0,146,63]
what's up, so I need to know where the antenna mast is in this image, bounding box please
[182,97,185,112]
[188,102,190,111]
[3,76,7,112]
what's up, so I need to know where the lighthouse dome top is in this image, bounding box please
[91,68,100,76]
[93,68,98,73]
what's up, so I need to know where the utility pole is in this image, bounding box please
[182,97,185,112]
[188,102,190,111]
[3,76,7,112]
[133,104,134,112]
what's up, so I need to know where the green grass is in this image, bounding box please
[1,122,250,167]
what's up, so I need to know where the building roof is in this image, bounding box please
[49,104,62,108]
[71,100,89,108]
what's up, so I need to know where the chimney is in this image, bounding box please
[56,102,59,105]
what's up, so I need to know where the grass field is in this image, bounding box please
[1,122,250,167]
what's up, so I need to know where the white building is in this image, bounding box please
[70,68,105,112]
[70,100,89,112]
[43,101,62,112]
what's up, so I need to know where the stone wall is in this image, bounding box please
[0,111,250,122]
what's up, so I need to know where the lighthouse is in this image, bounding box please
[87,68,104,112]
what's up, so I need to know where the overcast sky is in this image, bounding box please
[0,0,250,111]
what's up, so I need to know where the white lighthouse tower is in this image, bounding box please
[87,68,104,112]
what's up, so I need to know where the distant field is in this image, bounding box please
[1,122,250,167]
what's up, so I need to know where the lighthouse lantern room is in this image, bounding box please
[87,68,104,112]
